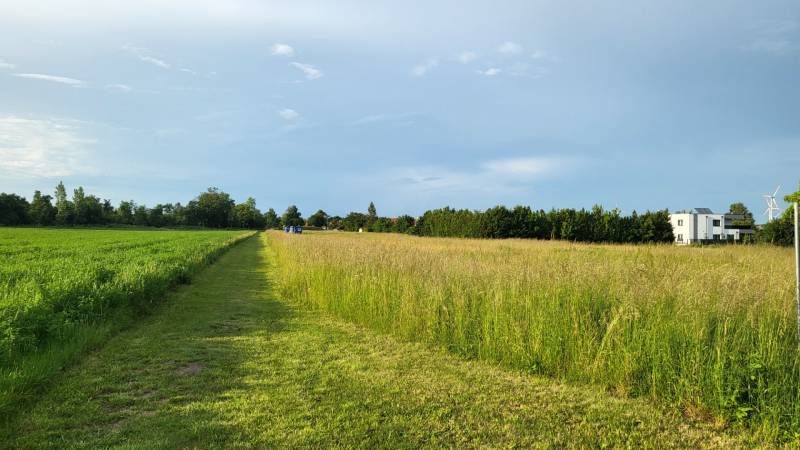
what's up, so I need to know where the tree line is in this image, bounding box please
[2,181,797,246]
[270,201,675,243]
[0,182,281,229]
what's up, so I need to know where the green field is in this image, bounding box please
[3,228,797,446]
[3,234,741,448]
[0,228,253,416]
[268,231,798,441]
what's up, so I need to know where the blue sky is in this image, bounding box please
[1,1,798,220]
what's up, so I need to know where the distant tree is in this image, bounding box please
[392,215,416,233]
[188,187,235,228]
[342,212,368,231]
[54,181,73,225]
[727,202,755,228]
[282,205,304,227]
[148,204,166,227]
[101,199,115,223]
[263,208,280,229]
[116,201,135,225]
[28,191,56,226]
[133,205,149,226]
[367,202,377,220]
[327,215,343,230]
[480,206,515,238]
[232,197,264,229]
[72,187,104,225]
[306,209,329,227]
[0,193,30,225]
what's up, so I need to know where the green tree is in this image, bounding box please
[54,181,73,225]
[232,197,264,229]
[306,209,329,227]
[28,191,56,225]
[727,202,755,228]
[282,205,304,227]
[263,208,280,229]
[187,188,235,228]
[72,187,104,225]
[342,212,368,231]
[133,205,149,226]
[367,202,377,220]
[116,201,135,225]
[0,193,30,225]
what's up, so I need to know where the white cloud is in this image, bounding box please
[278,108,300,120]
[0,59,15,69]
[0,116,96,178]
[477,67,501,76]
[412,58,438,76]
[481,157,562,177]
[122,45,171,69]
[497,41,522,55]
[456,51,477,64]
[271,43,295,57]
[373,156,581,199]
[530,50,548,59]
[290,62,323,80]
[106,83,132,92]
[179,67,198,75]
[13,73,85,86]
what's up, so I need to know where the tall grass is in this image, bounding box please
[267,231,799,440]
[0,228,254,417]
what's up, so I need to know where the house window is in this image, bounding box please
[713,234,720,240]
[677,234,683,242]
[712,219,720,226]
[677,219,683,226]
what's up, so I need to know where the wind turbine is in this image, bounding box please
[764,185,781,223]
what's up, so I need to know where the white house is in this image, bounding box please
[669,208,754,245]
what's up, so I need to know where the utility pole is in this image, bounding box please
[795,202,800,342]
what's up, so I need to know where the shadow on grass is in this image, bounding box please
[3,236,300,449]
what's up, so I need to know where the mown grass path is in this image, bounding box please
[2,234,739,448]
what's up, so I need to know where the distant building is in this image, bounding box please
[669,208,754,245]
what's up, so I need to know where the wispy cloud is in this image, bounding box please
[0,116,97,178]
[106,83,132,92]
[481,157,563,177]
[742,20,798,55]
[477,67,501,76]
[271,43,295,57]
[456,51,477,64]
[351,112,416,126]
[278,108,300,120]
[290,62,323,80]
[377,156,581,196]
[13,73,85,87]
[497,41,522,55]
[0,59,15,69]
[530,50,549,60]
[412,58,439,77]
[122,45,171,68]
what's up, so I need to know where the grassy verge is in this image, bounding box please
[3,234,741,448]
[267,231,799,442]
[0,229,254,421]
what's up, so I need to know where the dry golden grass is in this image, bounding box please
[268,230,798,441]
